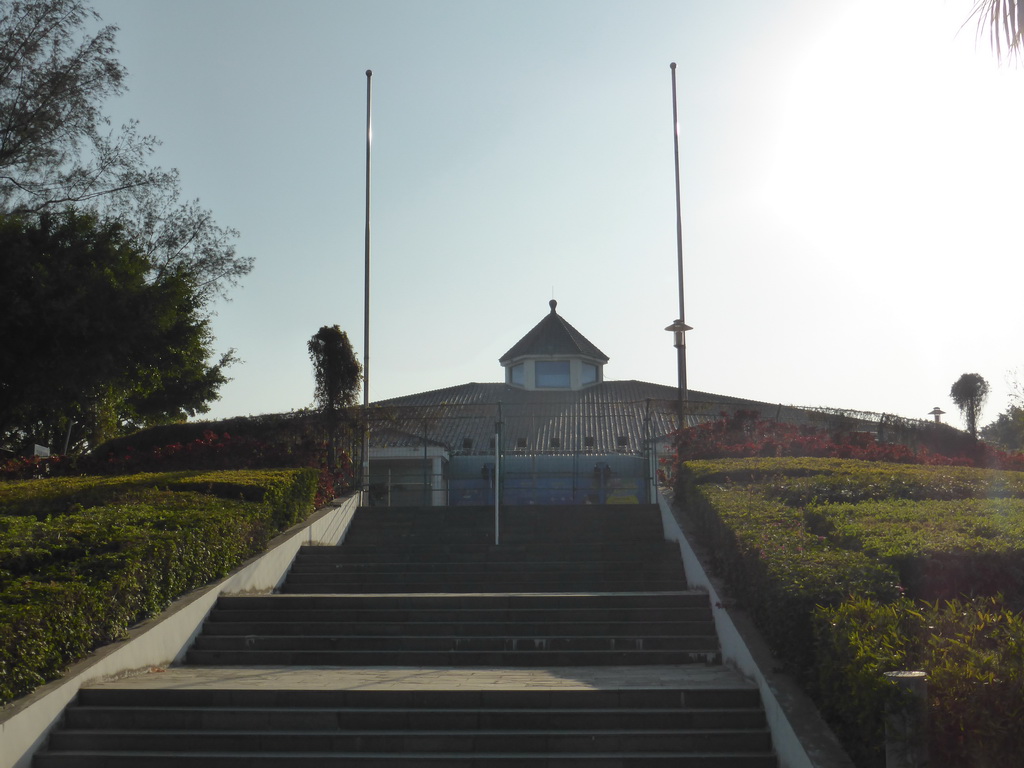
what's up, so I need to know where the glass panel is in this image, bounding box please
[511,364,525,386]
[536,360,570,388]
[582,363,598,385]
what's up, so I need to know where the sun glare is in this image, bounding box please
[762,2,1024,268]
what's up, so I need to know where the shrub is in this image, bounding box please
[813,596,1024,768]
[0,421,354,508]
[0,469,317,704]
[682,479,899,670]
[816,498,1024,602]
[675,456,1024,767]
[810,597,917,768]
[671,410,1024,471]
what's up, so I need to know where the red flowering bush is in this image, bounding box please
[670,411,1024,472]
[0,454,70,481]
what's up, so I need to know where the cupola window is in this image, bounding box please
[536,360,570,388]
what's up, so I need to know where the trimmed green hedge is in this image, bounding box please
[675,457,1024,767]
[682,479,899,666]
[0,469,317,704]
[813,596,1024,768]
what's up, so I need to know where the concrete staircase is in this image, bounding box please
[34,504,778,766]
[188,505,718,668]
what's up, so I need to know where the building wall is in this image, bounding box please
[448,453,649,506]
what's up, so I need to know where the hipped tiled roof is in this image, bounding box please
[368,380,813,454]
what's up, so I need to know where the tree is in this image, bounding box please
[981,405,1024,450]
[308,326,361,472]
[0,0,151,211]
[0,0,250,299]
[969,0,1024,63]
[0,210,234,452]
[108,178,250,302]
[950,372,990,439]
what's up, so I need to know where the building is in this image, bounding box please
[365,300,823,507]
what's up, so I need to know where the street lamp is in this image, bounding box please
[665,319,692,428]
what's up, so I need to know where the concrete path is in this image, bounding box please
[87,664,756,692]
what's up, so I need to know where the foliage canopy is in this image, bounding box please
[0,210,234,452]
[0,1,250,453]
[950,372,990,438]
[308,325,361,472]
[0,0,251,299]
[308,325,361,416]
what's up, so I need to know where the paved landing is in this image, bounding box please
[89,664,755,692]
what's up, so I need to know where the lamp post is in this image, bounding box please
[665,319,692,428]
[668,63,691,432]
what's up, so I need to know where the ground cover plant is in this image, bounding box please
[674,452,1024,768]
[0,468,318,704]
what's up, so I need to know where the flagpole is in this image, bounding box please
[361,69,372,505]
[670,62,690,427]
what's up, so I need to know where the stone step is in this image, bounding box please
[279,579,685,594]
[189,634,719,653]
[191,591,719,667]
[340,526,666,538]
[338,532,667,545]
[200,620,711,636]
[340,505,664,521]
[48,728,772,753]
[213,593,707,609]
[340,518,667,530]
[65,706,766,732]
[336,508,668,548]
[283,563,683,578]
[35,752,778,766]
[71,687,766,709]
[36,688,775,767]
[205,606,711,622]
[185,648,719,666]
[338,518,666,528]
[338,533,668,545]
[300,548,677,563]
[286,555,682,571]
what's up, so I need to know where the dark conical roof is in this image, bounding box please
[499,300,609,364]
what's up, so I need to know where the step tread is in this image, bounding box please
[70,705,764,714]
[55,727,769,736]
[34,753,774,761]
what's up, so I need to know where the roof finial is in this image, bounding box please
[549,299,557,314]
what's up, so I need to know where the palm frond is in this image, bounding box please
[970,0,1024,64]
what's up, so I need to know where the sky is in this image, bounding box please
[88,0,1024,432]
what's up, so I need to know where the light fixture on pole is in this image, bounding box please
[665,319,692,426]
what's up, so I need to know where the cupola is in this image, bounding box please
[499,300,609,390]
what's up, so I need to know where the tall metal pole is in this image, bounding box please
[361,69,372,505]
[670,62,689,427]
